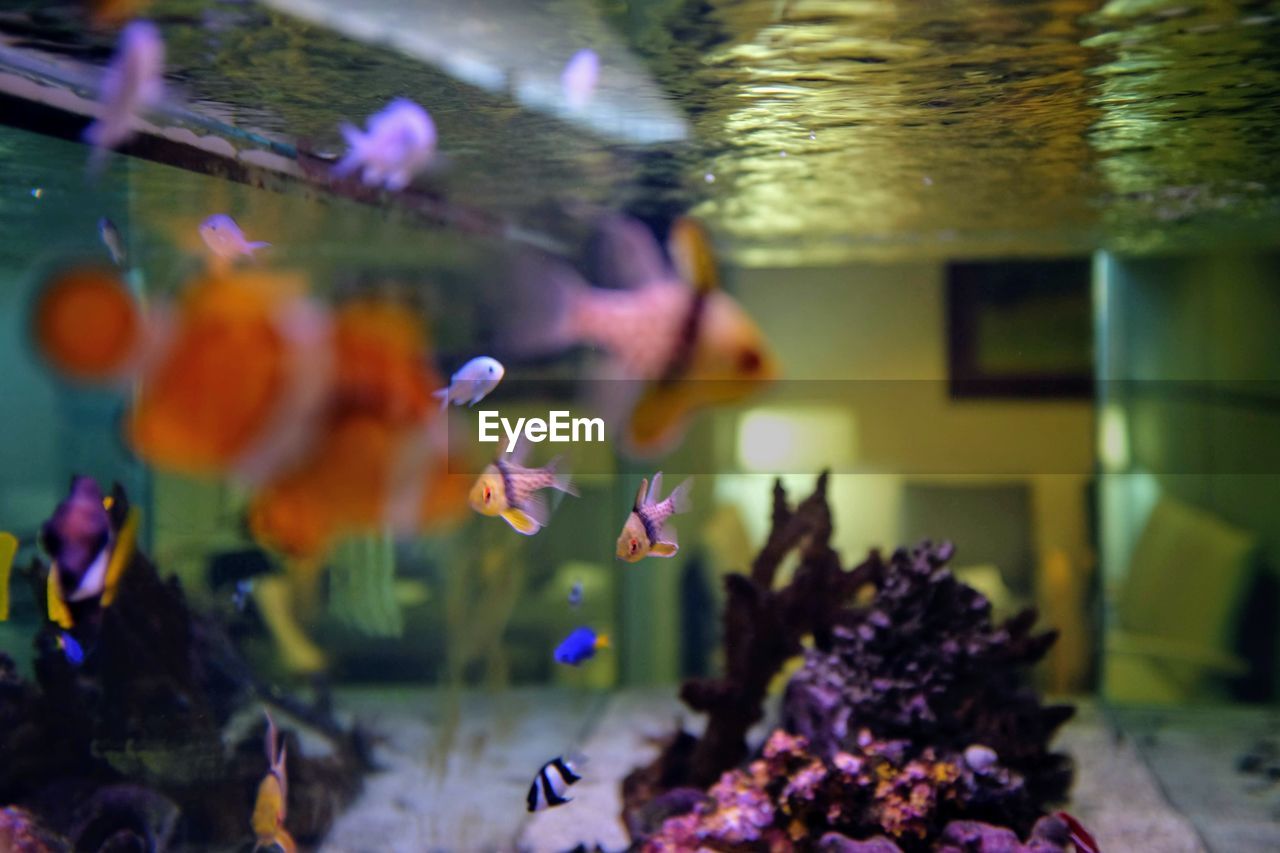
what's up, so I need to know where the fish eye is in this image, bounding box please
[737,346,762,374]
[629,538,638,554]
[488,366,495,374]
[483,484,492,504]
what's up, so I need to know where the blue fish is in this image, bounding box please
[568,580,583,610]
[232,578,253,612]
[58,632,84,667]
[554,626,608,666]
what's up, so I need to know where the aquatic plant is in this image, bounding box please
[624,472,1075,849]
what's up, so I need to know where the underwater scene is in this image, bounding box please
[1,1,1279,851]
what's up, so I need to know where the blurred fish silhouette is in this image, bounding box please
[568,579,583,610]
[84,20,164,169]
[252,710,296,853]
[39,477,138,630]
[554,626,607,666]
[199,214,270,262]
[99,217,127,267]
[434,356,504,409]
[334,99,437,191]
[512,215,777,456]
[468,441,578,535]
[32,264,143,383]
[232,578,254,613]
[561,49,599,112]
[616,472,691,562]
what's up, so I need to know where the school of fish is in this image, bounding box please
[11,5,790,838]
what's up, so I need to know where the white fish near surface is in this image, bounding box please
[434,356,505,409]
[84,21,164,160]
[198,214,270,260]
[527,753,586,812]
[99,218,127,267]
[561,49,600,111]
[334,99,437,191]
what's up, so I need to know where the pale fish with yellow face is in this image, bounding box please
[469,445,578,535]
[510,215,778,457]
[616,472,691,562]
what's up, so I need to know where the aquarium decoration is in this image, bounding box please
[623,473,1077,851]
[0,478,370,851]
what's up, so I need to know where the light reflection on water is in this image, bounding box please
[0,0,1277,263]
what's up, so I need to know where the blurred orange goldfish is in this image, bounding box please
[127,269,329,482]
[249,300,465,559]
[252,711,295,853]
[33,264,144,383]
[516,215,777,456]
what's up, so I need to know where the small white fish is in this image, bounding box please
[334,99,436,192]
[616,472,692,562]
[433,357,505,409]
[199,214,270,260]
[84,21,164,162]
[561,49,600,112]
[99,217,126,267]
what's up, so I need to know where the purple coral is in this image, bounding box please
[625,474,1080,850]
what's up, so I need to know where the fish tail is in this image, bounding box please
[595,632,609,650]
[667,477,693,514]
[543,456,579,497]
[504,256,589,356]
[247,241,271,254]
[333,124,366,177]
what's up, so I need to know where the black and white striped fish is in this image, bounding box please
[526,753,586,812]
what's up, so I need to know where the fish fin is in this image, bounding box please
[624,381,697,458]
[506,436,532,468]
[667,216,720,293]
[432,387,450,409]
[503,254,590,356]
[666,477,693,515]
[590,215,669,290]
[47,568,74,630]
[332,125,365,177]
[594,633,609,650]
[658,521,679,548]
[501,508,542,535]
[101,506,139,608]
[632,478,649,511]
[247,241,271,254]
[0,531,16,622]
[646,471,664,505]
[563,749,590,771]
[542,456,579,497]
[277,742,289,803]
[649,541,679,558]
[520,490,551,528]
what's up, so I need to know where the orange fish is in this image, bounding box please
[249,299,464,559]
[32,264,143,383]
[252,710,295,853]
[515,216,777,456]
[127,269,329,481]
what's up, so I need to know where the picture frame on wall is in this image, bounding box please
[945,259,1094,399]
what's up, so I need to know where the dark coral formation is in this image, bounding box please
[625,473,1077,850]
[0,478,367,851]
[784,540,1075,830]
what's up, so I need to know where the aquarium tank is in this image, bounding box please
[0,1,1277,851]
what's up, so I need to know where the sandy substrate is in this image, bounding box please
[320,689,1210,852]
